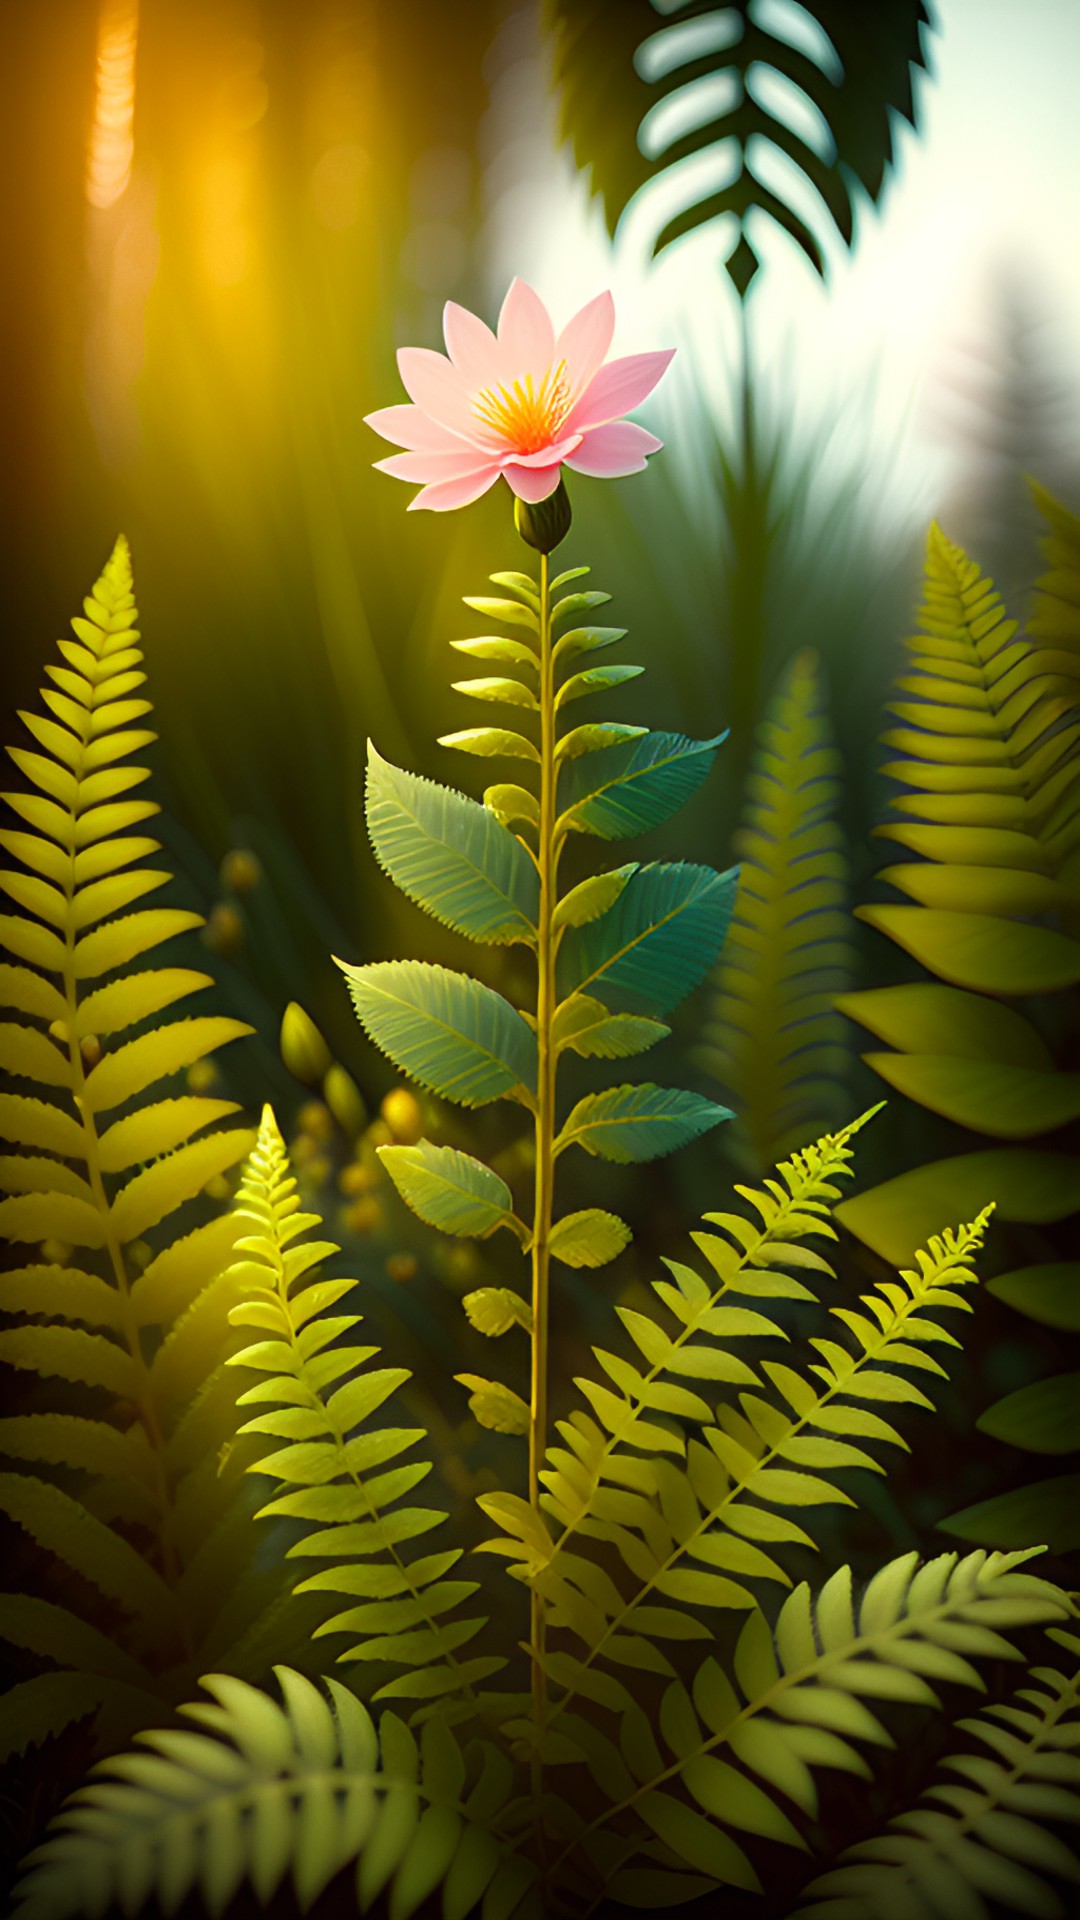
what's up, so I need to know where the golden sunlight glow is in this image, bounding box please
[86,0,139,210]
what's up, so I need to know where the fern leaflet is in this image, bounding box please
[226,1106,506,1712]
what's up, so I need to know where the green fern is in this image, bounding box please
[544,0,934,292]
[797,1622,1080,1919]
[548,1549,1068,1905]
[225,1105,506,1713]
[478,1118,1000,1730]
[697,648,854,1168]
[0,541,306,1761]
[12,1665,541,1920]
[837,512,1080,1553]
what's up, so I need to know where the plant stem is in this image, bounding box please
[530,548,556,1835]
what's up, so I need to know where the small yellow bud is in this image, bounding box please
[203,1173,231,1201]
[280,1002,331,1084]
[339,1159,378,1196]
[203,902,244,956]
[79,1033,102,1069]
[220,848,261,894]
[324,1063,367,1139]
[343,1195,383,1237]
[297,1100,333,1142]
[186,1059,218,1094]
[380,1087,423,1143]
[40,1239,72,1267]
[386,1251,418,1284]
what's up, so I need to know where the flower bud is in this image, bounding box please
[280,1002,331,1084]
[514,479,571,554]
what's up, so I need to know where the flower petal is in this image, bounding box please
[375,448,497,483]
[563,349,676,433]
[442,301,500,385]
[407,467,502,512]
[365,403,473,452]
[501,460,564,503]
[556,290,615,397]
[500,434,582,469]
[496,278,556,378]
[396,346,489,442]
[563,421,663,478]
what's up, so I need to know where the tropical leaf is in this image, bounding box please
[13,1668,539,1920]
[338,958,537,1106]
[544,0,935,293]
[365,743,538,945]
[698,649,854,1168]
[558,861,737,1017]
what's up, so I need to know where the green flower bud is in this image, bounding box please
[514,478,572,553]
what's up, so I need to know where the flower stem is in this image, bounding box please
[530,547,556,1839]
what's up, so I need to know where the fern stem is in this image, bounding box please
[57,641,191,1649]
[530,548,557,1840]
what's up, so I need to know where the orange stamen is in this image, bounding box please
[473,359,573,453]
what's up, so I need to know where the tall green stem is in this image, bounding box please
[530,549,556,1824]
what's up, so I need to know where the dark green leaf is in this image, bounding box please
[558,861,737,1016]
[338,960,536,1106]
[559,729,726,840]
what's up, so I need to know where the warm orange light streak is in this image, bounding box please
[86,0,139,209]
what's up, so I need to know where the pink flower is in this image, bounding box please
[365,279,674,512]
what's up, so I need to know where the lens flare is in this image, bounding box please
[86,0,139,210]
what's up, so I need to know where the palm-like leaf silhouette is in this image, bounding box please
[545,0,934,292]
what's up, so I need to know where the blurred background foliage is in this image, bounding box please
[1,0,1079,1887]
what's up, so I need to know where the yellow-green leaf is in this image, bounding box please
[0,1092,86,1160]
[73,910,203,980]
[97,1096,240,1174]
[110,1127,254,1241]
[83,1016,251,1113]
[454,1375,530,1435]
[0,1022,73,1089]
[549,1209,631,1269]
[74,968,212,1038]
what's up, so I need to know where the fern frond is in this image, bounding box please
[698,649,855,1169]
[545,0,934,294]
[797,1623,1080,1919]
[226,1106,505,1711]
[13,1667,540,1920]
[838,517,1080,1552]
[523,1200,992,1735]
[475,1111,875,1583]
[552,1549,1068,1903]
[0,540,305,1756]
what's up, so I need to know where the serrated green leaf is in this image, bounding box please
[378,1140,522,1240]
[438,727,538,762]
[556,662,644,708]
[557,722,647,760]
[558,860,736,1016]
[552,864,637,932]
[338,959,536,1107]
[365,745,538,944]
[552,993,669,1059]
[557,1083,732,1163]
[549,1209,631,1269]
[559,728,726,839]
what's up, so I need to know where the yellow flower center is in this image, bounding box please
[472,359,573,454]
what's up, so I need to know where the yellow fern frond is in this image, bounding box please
[226,1107,506,1717]
[0,540,298,1760]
